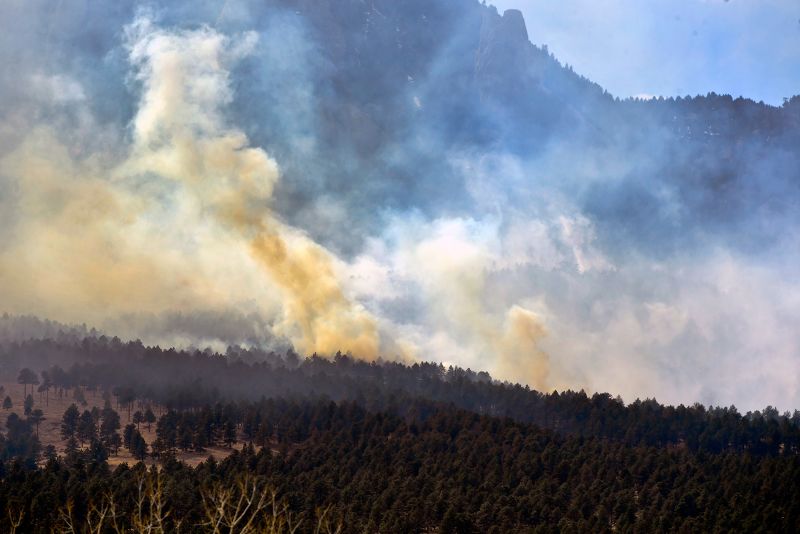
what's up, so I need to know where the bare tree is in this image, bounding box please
[6,503,24,534]
[51,473,336,533]
[59,491,128,534]
[132,470,171,534]
[85,496,114,534]
[313,506,343,534]
[264,492,303,534]
[201,475,300,534]
[58,500,79,534]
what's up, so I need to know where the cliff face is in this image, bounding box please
[38,0,790,255]
[228,0,798,256]
[229,0,614,246]
[280,1,606,148]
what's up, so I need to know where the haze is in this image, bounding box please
[1,0,798,411]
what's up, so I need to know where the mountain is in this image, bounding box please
[224,0,800,256]
[0,3,799,529]
[25,0,797,253]
[2,0,799,408]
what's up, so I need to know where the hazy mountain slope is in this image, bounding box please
[239,0,800,256]
[1,0,799,408]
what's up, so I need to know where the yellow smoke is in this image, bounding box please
[123,18,379,357]
[0,16,546,382]
[395,219,550,388]
[0,128,193,321]
[250,232,378,356]
[0,17,379,358]
[495,305,549,390]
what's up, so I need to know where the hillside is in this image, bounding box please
[0,332,798,531]
[2,333,799,454]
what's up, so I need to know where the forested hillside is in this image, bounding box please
[0,396,798,532]
[0,331,798,531]
[2,334,799,454]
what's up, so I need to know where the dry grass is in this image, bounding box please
[0,382,244,467]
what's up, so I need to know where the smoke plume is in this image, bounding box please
[0,1,798,410]
[122,17,380,357]
[0,14,380,358]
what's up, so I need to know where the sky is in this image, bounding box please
[493,0,800,104]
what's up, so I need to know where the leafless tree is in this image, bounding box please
[6,503,24,534]
[57,500,78,534]
[132,469,171,534]
[313,506,343,534]
[51,472,339,533]
[201,475,301,534]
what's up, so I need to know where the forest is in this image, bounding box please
[0,326,798,532]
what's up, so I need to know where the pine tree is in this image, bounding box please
[64,435,79,456]
[23,394,34,416]
[179,427,193,451]
[133,410,143,430]
[156,411,178,453]
[144,407,156,431]
[223,420,237,448]
[29,408,45,437]
[132,431,148,461]
[88,439,109,464]
[100,406,121,453]
[123,423,136,450]
[43,444,57,461]
[61,404,80,440]
[17,368,39,397]
[77,410,97,445]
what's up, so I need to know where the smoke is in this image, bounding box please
[0,0,798,410]
[496,306,549,390]
[0,13,380,358]
[105,309,287,353]
[346,216,550,387]
[122,16,379,357]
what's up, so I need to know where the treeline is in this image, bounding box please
[623,92,800,142]
[2,335,800,455]
[0,314,95,345]
[0,397,798,532]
